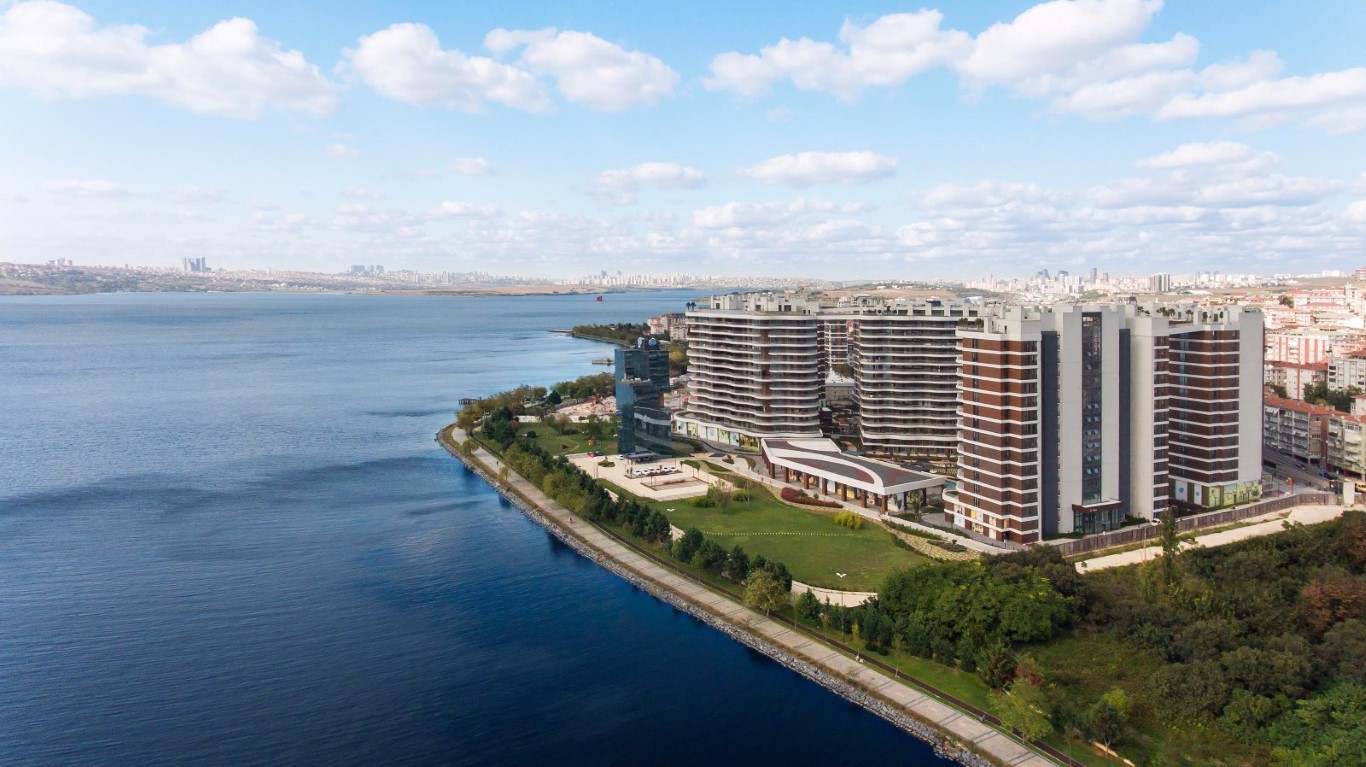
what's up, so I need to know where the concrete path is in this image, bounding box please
[1078,504,1348,572]
[450,429,1057,767]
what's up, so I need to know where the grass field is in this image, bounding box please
[653,481,928,591]
[517,425,617,458]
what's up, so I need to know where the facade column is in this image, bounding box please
[881,494,889,514]
[861,490,868,508]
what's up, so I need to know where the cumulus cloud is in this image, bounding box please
[958,0,1161,85]
[703,1,1366,133]
[737,151,897,186]
[0,1,337,117]
[703,10,968,99]
[343,23,550,113]
[448,157,494,175]
[485,28,677,111]
[44,179,136,198]
[584,162,705,205]
[428,200,501,219]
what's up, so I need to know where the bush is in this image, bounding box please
[834,510,864,529]
[780,486,842,508]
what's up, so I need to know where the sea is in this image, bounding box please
[0,291,952,766]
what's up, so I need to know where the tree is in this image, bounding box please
[1279,294,1294,307]
[498,465,511,488]
[546,390,562,406]
[977,642,1017,689]
[796,588,821,620]
[906,491,924,523]
[744,569,789,616]
[460,438,476,455]
[1084,689,1130,751]
[673,527,704,562]
[723,545,749,583]
[1158,510,1184,593]
[1267,382,1289,399]
[990,679,1053,741]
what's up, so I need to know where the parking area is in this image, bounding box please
[566,452,727,501]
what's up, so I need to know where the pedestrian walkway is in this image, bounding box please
[447,428,1056,767]
[1078,504,1348,571]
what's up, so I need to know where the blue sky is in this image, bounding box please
[1,0,1365,279]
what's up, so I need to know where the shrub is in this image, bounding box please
[780,486,842,508]
[834,510,864,530]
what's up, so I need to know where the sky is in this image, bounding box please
[1,0,1365,280]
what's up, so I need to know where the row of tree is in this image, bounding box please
[491,435,796,612]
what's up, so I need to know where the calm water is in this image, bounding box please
[0,292,949,766]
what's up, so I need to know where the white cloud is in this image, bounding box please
[584,162,705,205]
[166,186,224,204]
[914,180,1070,209]
[485,28,676,111]
[0,192,29,204]
[327,142,359,160]
[703,11,968,99]
[344,23,550,113]
[0,1,337,118]
[691,199,843,229]
[699,2,1366,134]
[449,157,494,176]
[958,0,1162,85]
[44,179,136,198]
[1135,141,1278,172]
[737,151,897,186]
[1345,200,1366,223]
[429,200,501,219]
[1158,67,1366,122]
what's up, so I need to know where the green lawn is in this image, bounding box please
[518,423,617,457]
[656,482,929,591]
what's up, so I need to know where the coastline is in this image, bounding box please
[436,424,1059,767]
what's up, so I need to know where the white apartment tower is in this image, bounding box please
[675,293,822,450]
[840,299,985,459]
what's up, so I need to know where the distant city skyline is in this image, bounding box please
[2,0,1365,277]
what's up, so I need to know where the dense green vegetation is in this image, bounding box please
[1303,381,1363,413]
[570,322,657,345]
[812,513,1366,766]
[487,436,796,602]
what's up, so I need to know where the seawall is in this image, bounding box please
[437,425,1057,767]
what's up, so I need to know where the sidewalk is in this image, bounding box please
[1078,504,1347,572]
[449,428,1056,767]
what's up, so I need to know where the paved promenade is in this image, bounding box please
[447,429,1057,767]
[1079,504,1348,571]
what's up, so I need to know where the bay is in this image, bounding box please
[0,291,952,766]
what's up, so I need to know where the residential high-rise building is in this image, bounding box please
[841,298,984,459]
[945,303,1263,544]
[675,293,822,450]
[1148,273,1172,293]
